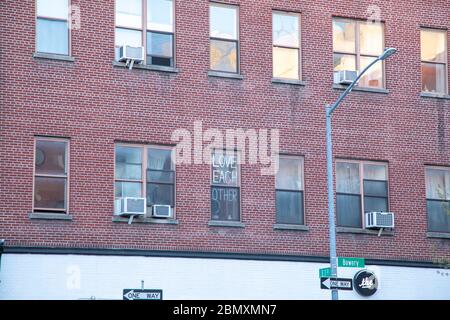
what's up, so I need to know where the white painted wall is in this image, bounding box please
[0,254,449,300]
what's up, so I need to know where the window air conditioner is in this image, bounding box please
[115,197,146,216]
[119,45,144,64]
[334,70,358,85]
[152,205,172,218]
[365,211,395,229]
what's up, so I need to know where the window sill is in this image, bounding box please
[272,78,306,86]
[427,232,450,239]
[420,92,450,100]
[208,70,244,80]
[273,224,309,231]
[112,61,180,73]
[336,226,394,236]
[33,52,75,62]
[112,216,179,225]
[29,212,73,221]
[333,84,389,94]
[208,220,245,228]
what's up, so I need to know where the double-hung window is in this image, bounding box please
[34,138,69,213]
[425,167,450,233]
[36,0,70,55]
[421,29,448,95]
[114,144,175,217]
[115,0,175,67]
[272,11,300,80]
[333,18,385,88]
[210,3,239,73]
[211,150,240,221]
[336,161,388,228]
[275,156,305,225]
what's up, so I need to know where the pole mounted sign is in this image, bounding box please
[338,257,365,268]
[320,278,353,291]
[353,270,378,297]
[123,289,163,300]
[319,267,331,278]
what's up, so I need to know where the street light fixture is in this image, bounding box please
[326,47,397,301]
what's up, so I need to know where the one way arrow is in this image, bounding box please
[322,278,331,289]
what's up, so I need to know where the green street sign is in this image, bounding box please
[319,267,331,278]
[338,257,365,268]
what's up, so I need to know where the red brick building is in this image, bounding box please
[0,0,449,300]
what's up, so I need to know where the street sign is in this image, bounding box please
[123,289,163,300]
[319,267,331,278]
[320,277,353,291]
[354,270,378,297]
[338,257,365,268]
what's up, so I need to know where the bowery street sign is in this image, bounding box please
[338,257,365,268]
[123,289,163,300]
[320,278,353,291]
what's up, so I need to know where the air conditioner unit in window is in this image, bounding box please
[151,205,172,218]
[365,211,395,229]
[119,45,144,69]
[334,70,358,85]
[115,197,146,216]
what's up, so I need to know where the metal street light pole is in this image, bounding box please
[326,48,397,300]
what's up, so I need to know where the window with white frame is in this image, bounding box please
[114,144,175,216]
[425,167,450,233]
[209,3,239,73]
[211,150,240,221]
[115,0,175,67]
[273,11,300,80]
[336,161,388,228]
[36,0,70,55]
[275,156,304,225]
[34,138,69,213]
[421,29,448,95]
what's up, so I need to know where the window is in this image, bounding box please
[333,18,385,88]
[336,161,388,228]
[115,0,174,67]
[36,0,70,55]
[275,156,304,225]
[421,29,448,94]
[34,138,69,213]
[273,12,300,80]
[210,3,239,73]
[114,144,175,216]
[425,167,450,233]
[211,150,240,221]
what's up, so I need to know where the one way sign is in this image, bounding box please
[320,278,353,291]
[123,289,163,300]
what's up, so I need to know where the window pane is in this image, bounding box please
[333,53,356,72]
[147,183,174,206]
[148,148,173,170]
[210,39,237,73]
[276,191,304,225]
[364,180,388,197]
[273,47,299,79]
[359,22,384,56]
[35,140,67,175]
[148,56,172,67]
[211,151,239,187]
[426,169,450,200]
[337,194,362,228]
[273,12,299,48]
[359,56,383,88]
[364,164,387,180]
[210,4,237,40]
[34,177,66,210]
[115,28,143,47]
[211,187,240,221]
[336,162,360,194]
[147,170,174,184]
[147,32,173,57]
[276,157,302,190]
[422,63,446,94]
[364,196,388,213]
[115,146,142,180]
[427,200,450,233]
[147,0,173,32]
[421,30,447,63]
[116,0,142,29]
[115,182,142,198]
[36,19,69,55]
[37,0,68,19]
[333,20,356,53]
